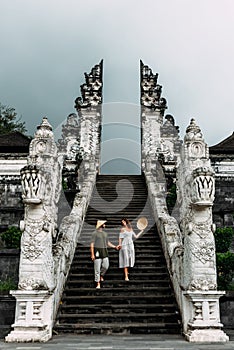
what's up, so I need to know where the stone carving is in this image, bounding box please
[191,167,215,205]
[66,140,80,161]
[189,278,216,291]
[22,239,43,261]
[189,239,215,264]
[177,119,217,286]
[143,114,228,342]
[175,119,228,341]
[140,62,181,176]
[18,278,47,291]
[159,215,183,258]
[6,117,62,342]
[21,165,45,203]
[19,118,59,277]
[74,60,103,110]
[184,118,203,142]
[7,63,103,343]
[62,113,79,136]
[188,218,213,239]
[140,60,167,113]
[57,113,79,154]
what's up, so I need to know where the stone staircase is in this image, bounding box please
[54,175,181,334]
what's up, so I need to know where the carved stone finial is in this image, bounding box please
[35,117,53,138]
[140,60,167,113]
[74,60,103,110]
[185,118,203,142]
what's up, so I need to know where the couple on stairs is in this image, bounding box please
[90,218,145,289]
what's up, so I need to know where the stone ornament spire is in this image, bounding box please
[140,60,180,175]
[73,61,104,165]
[140,60,167,113]
[74,60,103,110]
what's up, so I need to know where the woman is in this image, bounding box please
[118,218,143,281]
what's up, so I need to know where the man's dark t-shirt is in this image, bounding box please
[91,230,109,259]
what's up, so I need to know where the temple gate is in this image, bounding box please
[5,61,229,343]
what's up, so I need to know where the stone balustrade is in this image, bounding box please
[143,119,229,342]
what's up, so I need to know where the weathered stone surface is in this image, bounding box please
[141,62,229,344]
[1,61,233,344]
[6,62,103,342]
[0,249,19,283]
[210,132,234,227]
[220,291,234,329]
[0,295,16,339]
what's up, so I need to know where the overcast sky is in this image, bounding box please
[0,0,234,148]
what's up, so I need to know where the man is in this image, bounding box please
[90,220,119,289]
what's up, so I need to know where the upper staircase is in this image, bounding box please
[54,175,181,334]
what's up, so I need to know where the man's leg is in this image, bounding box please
[100,257,109,278]
[94,258,102,284]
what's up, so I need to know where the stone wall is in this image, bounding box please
[0,249,20,284]
[220,292,234,330]
[0,180,24,231]
[0,250,19,339]
[0,295,15,338]
[213,177,234,228]
[0,156,27,231]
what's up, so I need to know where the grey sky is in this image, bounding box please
[0,0,234,147]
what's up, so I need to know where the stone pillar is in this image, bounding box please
[140,60,181,177]
[177,119,228,342]
[140,60,166,171]
[6,291,53,342]
[184,291,226,342]
[6,118,62,342]
[74,60,103,170]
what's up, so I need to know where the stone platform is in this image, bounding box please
[0,333,234,350]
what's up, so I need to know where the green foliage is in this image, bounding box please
[0,103,27,135]
[214,226,234,290]
[216,252,234,290]
[1,226,22,248]
[0,278,17,292]
[214,227,234,253]
[62,177,68,190]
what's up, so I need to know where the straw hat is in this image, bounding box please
[96,220,107,229]
[137,217,148,230]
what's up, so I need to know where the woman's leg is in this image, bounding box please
[124,267,129,280]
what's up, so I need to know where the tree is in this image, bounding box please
[0,103,27,135]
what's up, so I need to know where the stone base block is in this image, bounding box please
[185,329,229,342]
[5,327,51,343]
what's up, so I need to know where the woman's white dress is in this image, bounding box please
[119,230,136,268]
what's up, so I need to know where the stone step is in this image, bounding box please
[68,271,169,278]
[63,286,173,297]
[72,249,165,256]
[70,261,167,268]
[61,293,176,304]
[71,258,166,266]
[60,303,178,313]
[70,271,167,278]
[55,322,181,335]
[55,174,181,335]
[58,312,179,324]
[65,280,171,288]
